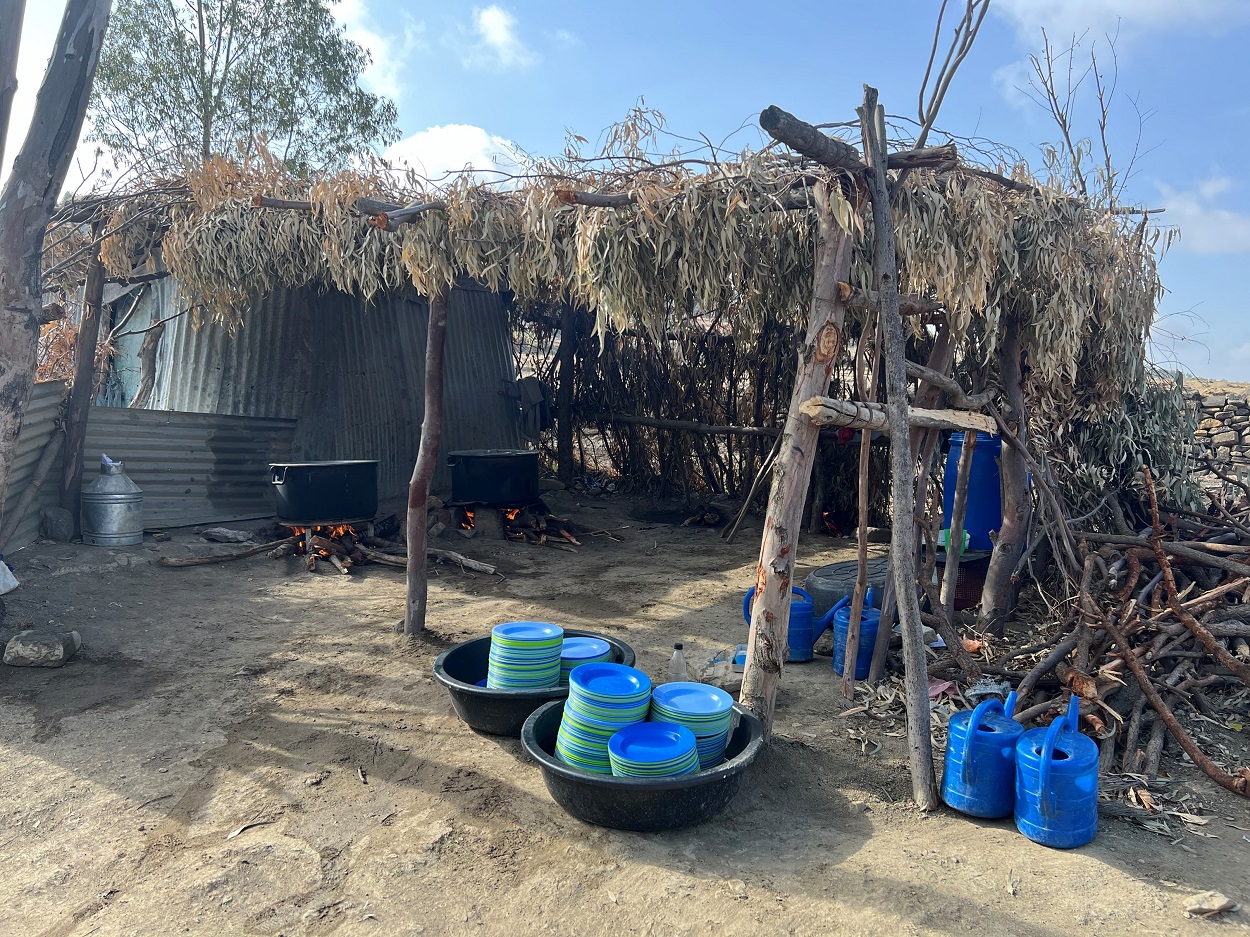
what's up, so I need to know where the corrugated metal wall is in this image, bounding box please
[123,280,521,497]
[1,381,67,550]
[82,408,297,528]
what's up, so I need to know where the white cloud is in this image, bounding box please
[1157,175,1250,254]
[992,60,1033,110]
[332,0,425,102]
[384,124,524,183]
[548,28,581,48]
[460,6,537,70]
[993,0,1250,41]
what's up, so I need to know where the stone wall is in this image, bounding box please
[1189,392,1250,477]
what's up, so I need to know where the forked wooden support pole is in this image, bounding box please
[739,181,852,738]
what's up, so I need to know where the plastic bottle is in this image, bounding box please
[667,643,688,682]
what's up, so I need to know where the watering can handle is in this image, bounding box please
[960,697,1004,787]
[1037,715,1067,819]
[744,586,815,624]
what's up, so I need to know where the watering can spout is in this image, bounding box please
[815,595,850,637]
[1004,690,1018,720]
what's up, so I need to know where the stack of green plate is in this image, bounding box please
[555,663,651,774]
[649,682,735,769]
[559,637,613,686]
[486,622,563,690]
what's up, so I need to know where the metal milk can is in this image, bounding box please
[81,456,143,546]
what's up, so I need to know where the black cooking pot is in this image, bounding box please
[448,449,539,505]
[270,460,378,522]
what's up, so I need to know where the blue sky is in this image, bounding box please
[6,0,1250,378]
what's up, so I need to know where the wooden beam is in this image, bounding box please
[59,240,105,531]
[760,105,863,172]
[799,397,996,435]
[556,303,576,481]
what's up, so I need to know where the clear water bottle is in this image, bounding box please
[667,643,688,683]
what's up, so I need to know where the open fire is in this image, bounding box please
[281,523,364,573]
[455,500,581,547]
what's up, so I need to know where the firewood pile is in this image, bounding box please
[943,468,1250,797]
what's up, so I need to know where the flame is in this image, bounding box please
[459,509,475,530]
[502,507,522,521]
[283,523,357,555]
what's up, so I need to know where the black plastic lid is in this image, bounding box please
[674,643,683,650]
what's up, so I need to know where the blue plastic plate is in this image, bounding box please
[651,682,733,717]
[561,637,612,660]
[570,663,651,700]
[608,722,697,765]
[492,622,564,644]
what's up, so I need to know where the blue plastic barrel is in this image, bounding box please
[941,692,1023,818]
[942,432,1002,552]
[1014,697,1099,848]
[743,587,835,662]
[832,592,878,680]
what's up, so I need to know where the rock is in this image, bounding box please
[201,527,254,543]
[427,521,446,539]
[1211,431,1239,447]
[1185,891,1237,918]
[1203,395,1228,408]
[1198,418,1222,430]
[39,506,75,542]
[0,596,5,624]
[427,496,445,511]
[538,478,566,492]
[864,526,892,543]
[456,527,477,540]
[3,630,81,667]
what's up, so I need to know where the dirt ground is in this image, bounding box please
[2,490,1248,937]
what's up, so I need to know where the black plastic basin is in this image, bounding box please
[433,631,636,737]
[520,699,764,832]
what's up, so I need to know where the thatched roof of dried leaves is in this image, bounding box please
[87,129,1167,429]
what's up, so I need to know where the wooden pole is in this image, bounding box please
[58,241,105,532]
[739,181,852,738]
[556,303,576,482]
[859,85,939,809]
[404,288,449,636]
[0,1,25,171]
[977,313,1031,635]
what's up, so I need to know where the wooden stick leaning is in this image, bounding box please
[842,309,879,701]
[940,430,977,621]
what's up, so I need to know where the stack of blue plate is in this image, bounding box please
[555,663,651,774]
[649,682,734,769]
[608,722,701,778]
[486,622,563,690]
[559,637,613,686]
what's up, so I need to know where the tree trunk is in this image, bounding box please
[859,85,939,810]
[0,0,26,170]
[978,313,1031,634]
[556,302,576,482]
[0,0,111,521]
[404,289,449,636]
[739,182,852,737]
[129,317,165,408]
[59,244,105,529]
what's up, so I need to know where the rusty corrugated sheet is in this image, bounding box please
[1,381,68,550]
[132,281,522,499]
[81,407,296,528]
